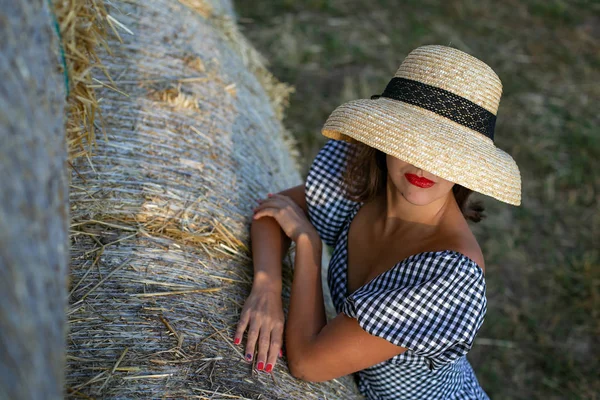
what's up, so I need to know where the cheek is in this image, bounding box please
[436,180,455,194]
[426,179,455,200]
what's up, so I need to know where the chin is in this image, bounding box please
[401,192,438,206]
[400,186,448,206]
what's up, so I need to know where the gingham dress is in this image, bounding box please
[305,140,489,400]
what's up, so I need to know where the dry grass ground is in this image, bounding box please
[233,0,599,399]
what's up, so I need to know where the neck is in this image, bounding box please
[374,179,454,234]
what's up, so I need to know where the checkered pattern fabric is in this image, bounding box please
[306,139,490,400]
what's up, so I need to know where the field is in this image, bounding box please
[233,1,599,399]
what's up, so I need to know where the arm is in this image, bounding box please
[253,194,407,382]
[248,184,308,293]
[234,184,307,371]
[286,234,407,382]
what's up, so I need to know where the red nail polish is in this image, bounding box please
[233,337,240,345]
[257,362,264,371]
[279,349,283,357]
[265,363,273,373]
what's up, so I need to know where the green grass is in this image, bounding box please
[233,0,600,398]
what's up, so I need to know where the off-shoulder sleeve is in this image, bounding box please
[305,139,359,247]
[341,251,487,370]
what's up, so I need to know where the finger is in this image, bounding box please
[269,193,287,200]
[266,194,301,215]
[255,327,271,371]
[253,207,279,220]
[252,201,281,217]
[253,197,285,211]
[233,311,250,345]
[252,201,279,214]
[244,322,260,362]
[266,325,283,373]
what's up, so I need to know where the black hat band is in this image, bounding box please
[371,77,496,141]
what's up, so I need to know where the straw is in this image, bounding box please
[52,0,116,161]
[65,0,361,398]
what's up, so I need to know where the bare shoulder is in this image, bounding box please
[437,218,485,272]
[455,235,485,272]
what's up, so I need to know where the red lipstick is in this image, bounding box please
[405,173,435,188]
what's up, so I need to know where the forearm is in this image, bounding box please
[286,233,326,359]
[250,216,292,293]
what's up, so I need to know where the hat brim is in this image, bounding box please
[321,97,521,205]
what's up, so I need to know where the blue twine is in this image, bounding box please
[47,0,70,97]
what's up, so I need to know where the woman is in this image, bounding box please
[233,45,521,399]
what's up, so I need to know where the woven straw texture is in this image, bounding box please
[322,45,521,206]
[395,45,502,114]
[66,0,361,398]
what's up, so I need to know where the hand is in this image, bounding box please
[234,284,284,373]
[253,193,318,243]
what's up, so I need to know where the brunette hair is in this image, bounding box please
[342,142,485,222]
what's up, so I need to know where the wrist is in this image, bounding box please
[296,230,322,252]
[252,271,282,294]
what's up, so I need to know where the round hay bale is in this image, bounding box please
[0,0,69,398]
[67,0,362,398]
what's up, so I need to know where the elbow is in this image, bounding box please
[288,357,326,383]
[288,359,309,381]
[289,362,317,382]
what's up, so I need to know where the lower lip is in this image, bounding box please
[405,174,435,188]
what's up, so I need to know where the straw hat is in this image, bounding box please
[322,45,521,206]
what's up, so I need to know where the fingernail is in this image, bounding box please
[257,361,264,371]
[246,353,252,361]
[233,337,241,345]
[267,193,272,197]
[279,349,283,357]
[265,363,273,373]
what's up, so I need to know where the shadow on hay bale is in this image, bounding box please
[67,0,362,398]
[0,0,69,398]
